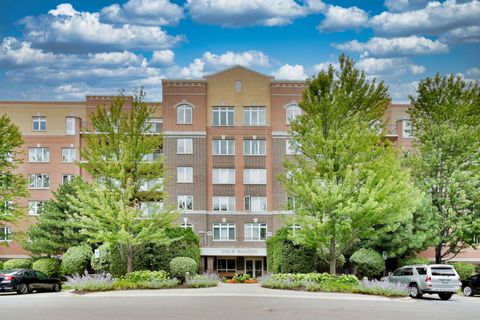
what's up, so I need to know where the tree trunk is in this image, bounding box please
[126,244,133,273]
[435,243,442,264]
[329,236,336,275]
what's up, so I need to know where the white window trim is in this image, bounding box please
[286,104,301,125]
[177,104,193,125]
[177,138,193,154]
[32,116,47,131]
[244,196,267,212]
[212,107,235,126]
[177,195,193,211]
[66,117,76,135]
[243,169,267,185]
[62,148,76,163]
[212,139,235,155]
[28,147,50,163]
[212,223,236,241]
[180,221,194,230]
[212,196,236,212]
[243,139,266,156]
[402,119,412,138]
[177,167,193,183]
[212,168,235,184]
[28,174,50,189]
[28,200,46,216]
[286,139,301,155]
[243,107,266,126]
[0,226,13,242]
[61,174,75,184]
[244,223,267,241]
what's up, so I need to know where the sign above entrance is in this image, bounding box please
[200,248,267,256]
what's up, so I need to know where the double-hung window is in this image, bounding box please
[62,148,76,163]
[143,150,162,162]
[28,200,46,215]
[244,196,267,212]
[286,196,298,210]
[212,168,235,184]
[212,139,234,155]
[177,195,193,211]
[32,116,47,131]
[286,139,301,155]
[177,167,193,183]
[62,174,75,184]
[212,196,235,212]
[66,117,76,135]
[29,174,50,189]
[213,223,236,241]
[28,147,49,162]
[1,201,12,214]
[217,258,236,272]
[177,104,192,124]
[212,107,234,126]
[139,201,163,217]
[0,226,12,242]
[243,140,266,155]
[177,138,193,154]
[243,107,266,126]
[286,104,301,124]
[145,118,162,133]
[243,169,266,184]
[140,178,163,191]
[403,119,412,138]
[244,223,267,241]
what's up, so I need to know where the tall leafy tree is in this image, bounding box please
[0,114,28,228]
[408,74,480,263]
[282,55,420,274]
[24,179,86,256]
[70,90,177,273]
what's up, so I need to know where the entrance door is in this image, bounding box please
[245,259,263,278]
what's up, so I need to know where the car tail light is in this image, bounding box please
[3,275,14,281]
[425,276,432,287]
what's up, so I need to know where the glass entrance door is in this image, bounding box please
[245,259,263,278]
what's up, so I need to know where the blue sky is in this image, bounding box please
[0,0,479,102]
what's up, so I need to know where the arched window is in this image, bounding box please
[180,222,194,230]
[285,104,301,125]
[177,104,192,124]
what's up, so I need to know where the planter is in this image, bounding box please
[244,279,258,283]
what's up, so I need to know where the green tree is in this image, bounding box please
[0,114,28,228]
[70,90,177,273]
[408,74,480,263]
[282,55,420,274]
[24,179,86,256]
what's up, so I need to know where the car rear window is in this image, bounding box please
[416,267,427,275]
[431,267,456,276]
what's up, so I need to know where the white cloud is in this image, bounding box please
[274,64,307,80]
[0,37,55,67]
[185,0,324,27]
[357,57,426,76]
[100,0,184,26]
[383,0,430,12]
[20,4,184,53]
[318,5,368,32]
[151,50,175,66]
[371,0,480,37]
[312,61,339,73]
[48,3,79,16]
[466,67,480,78]
[334,36,449,57]
[439,25,480,43]
[387,80,419,103]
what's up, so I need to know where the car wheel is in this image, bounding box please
[16,283,29,295]
[462,286,474,297]
[409,284,422,299]
[52,283,61,292]
[438,293,453,300]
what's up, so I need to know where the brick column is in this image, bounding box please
[207,256,215,273]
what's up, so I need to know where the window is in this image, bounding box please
[1,152,12,163]
[403,119,412,138]
[177,104,192,124]
[140,178,163,191]
[32,116,47,131]
[66,117,76,135]
[286,104,301,124]
[143,150,162,162]
[474,235,480,245]
[286,139,301,155]
[177,195,193,211]
[290,224,302,236]
[244,196,267,212]
[145,118,162,133]
[212,168,235,184]
[62,174,75,184]
[243,107,266,126]
[243,140,266,155]
[213,223,236,241]
[286,196,298,210]
[177,167,193,183]
[212,196,235,212]
[28,147,49,162]
[431,267,456,276]
[244,223,267,241]
[139,201,163,217]
[416,267,427,275]
[218,258,236,272]
[243,169,266,184]
[62,148,76,163]
[0,226,12,242]
[212,139,235,155]
[212,107,234,126]
[29,174,50,189]
[180,222,193,230]
[177,138,193,154]
[1,200,12,214]
[28,201,46,215]
[235,80,241,93]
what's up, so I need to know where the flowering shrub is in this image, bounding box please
[232,273,251,283]
[66,272,116,291]
[187,273,220,288]
[270,273,358,285]
[353,279,408,297]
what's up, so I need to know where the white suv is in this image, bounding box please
[385,264,461,300]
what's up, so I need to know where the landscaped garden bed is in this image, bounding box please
[260,273,409,297]
[224,273,258,284]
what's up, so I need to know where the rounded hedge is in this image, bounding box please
[32,258,61,277]
[61,245,92,275]
[3,258,32,269]
[450,262,476,281]
[91,243,111,273]
[169,257,197,282]
[399,257,430,267]
[350,248,385,279]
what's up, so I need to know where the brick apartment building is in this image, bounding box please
[0,66,478,275]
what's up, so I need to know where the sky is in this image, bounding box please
[0,0,479,102]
